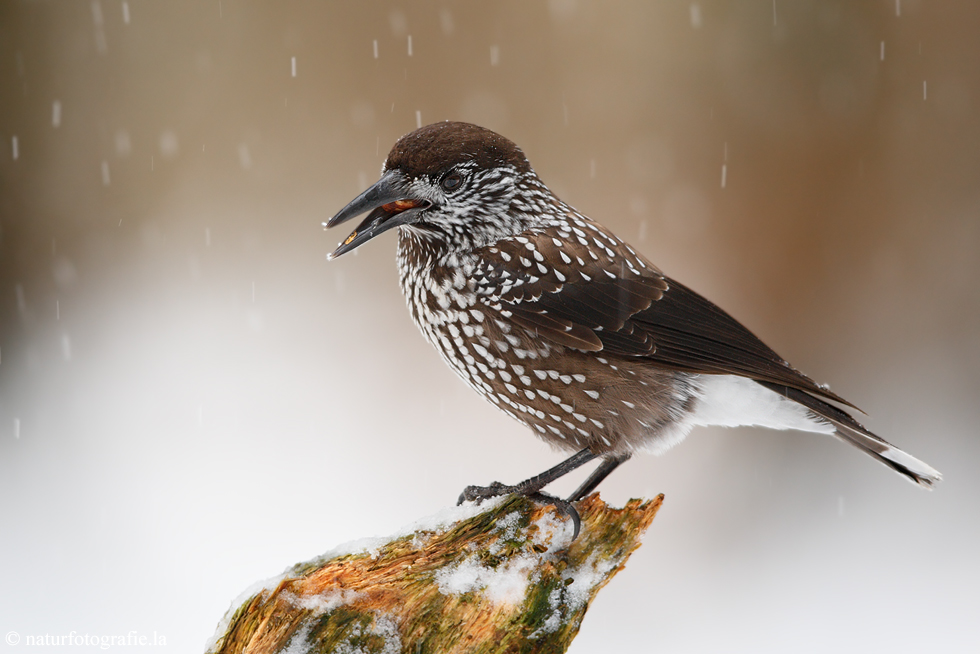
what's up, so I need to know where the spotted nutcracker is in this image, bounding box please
[325,121,940,509]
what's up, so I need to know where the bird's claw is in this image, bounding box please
[528,491,582,540]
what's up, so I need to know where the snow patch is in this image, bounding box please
[563,553,617,610]
[536,588,565,635]
[280,611,401,654]
[530,509,575,553]
[281,623,314,654]
[436,553,540,605]
[488,511,521,555]
[282,588,362,613]
[529,553,618,640]
[436,505,576,605]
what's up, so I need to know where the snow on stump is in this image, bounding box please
[206,493,662,654]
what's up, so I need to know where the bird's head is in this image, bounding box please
[325,122,539,259]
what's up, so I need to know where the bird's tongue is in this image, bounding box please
[381,199,423,214]
[352,199,425,235]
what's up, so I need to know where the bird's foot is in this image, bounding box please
[457,483,582,540]
[457,481,517,505]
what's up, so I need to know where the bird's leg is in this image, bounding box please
[567,453,631,502]
[457,448,598,539]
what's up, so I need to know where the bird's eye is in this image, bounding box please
[441,173,463,192]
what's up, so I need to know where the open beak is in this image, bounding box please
[324,170,430,260]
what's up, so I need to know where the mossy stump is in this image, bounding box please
[206,493,662,654]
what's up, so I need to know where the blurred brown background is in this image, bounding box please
[1,1,978,652]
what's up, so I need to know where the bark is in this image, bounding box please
[206,493,662,654]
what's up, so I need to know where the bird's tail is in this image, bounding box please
[759,382,942,488]
[833,420,941,488]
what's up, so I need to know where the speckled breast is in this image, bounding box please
[395,230,698,457]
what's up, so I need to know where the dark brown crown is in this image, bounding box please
[385,122,532,179]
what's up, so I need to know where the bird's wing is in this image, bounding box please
[473,221,856,409]
[472,223,665,353]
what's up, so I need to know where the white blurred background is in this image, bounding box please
[1,2,978,652]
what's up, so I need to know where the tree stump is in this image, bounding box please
[206,493,663,654]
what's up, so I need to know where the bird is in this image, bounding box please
[325,121,941,510]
